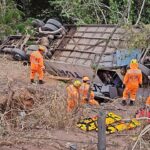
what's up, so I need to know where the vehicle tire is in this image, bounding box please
[41,24,59,31]
[32,19,45,27]
[46,19,62,28]
[12,48,27,61]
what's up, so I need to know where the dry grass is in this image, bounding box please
[0,82,82,131]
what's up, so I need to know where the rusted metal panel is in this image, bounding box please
[49,25,129,69]
[45,60,101,81]
[46,24,148,75]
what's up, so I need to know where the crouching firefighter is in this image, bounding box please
[30,45,45,84]
[80,76,99,106]
[122,59,142,106]
[66,80,81,112]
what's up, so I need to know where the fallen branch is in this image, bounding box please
[47,74,72,81]
[5,80,15,112]
[0,141,13,146]
[132,124,150,150]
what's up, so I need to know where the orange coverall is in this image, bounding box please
[123,63,142,101]
[146,96,150,106]
[66,84,80,112]
[30,50,44,80]
[79,83,99,105]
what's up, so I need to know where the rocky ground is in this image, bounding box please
[0,55,149,150]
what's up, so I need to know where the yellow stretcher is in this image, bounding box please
[77,112,122,131]
[77,112,140,133]
[106,119,140,134]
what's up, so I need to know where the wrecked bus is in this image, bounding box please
[0,24,149,99]
[45,24,150,99]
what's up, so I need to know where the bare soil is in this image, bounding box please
[0,55,149,150]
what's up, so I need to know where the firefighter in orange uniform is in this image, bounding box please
[146,76,150,107]
[80,76,99,106]
[122,59,142,106]
[66,80,81,112]
[146,96,150,106]
[30,45,45,84]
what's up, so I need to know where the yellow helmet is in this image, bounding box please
[73,80,81,87]
[82,76,90,81]
[130,59,138,69]
[38,45,45,52]
[130,59,138,64]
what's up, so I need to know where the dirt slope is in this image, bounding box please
[0,55,149,150]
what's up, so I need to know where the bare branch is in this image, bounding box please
[127,0,132,23]
[135,0,146,25]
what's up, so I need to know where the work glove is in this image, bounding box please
[122,84,125,88]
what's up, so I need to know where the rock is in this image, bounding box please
[13,88,34,109]
[40,37,49,47]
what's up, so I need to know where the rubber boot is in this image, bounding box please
[31,79,35,84]
[129,100,135,106]
[122,100,127,106]
[39,80,45,84]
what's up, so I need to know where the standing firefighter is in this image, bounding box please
[146,96,150,106]
[122,59,142,106]
[80,76,99,106]
[30,45,45,84]
[66,80,81,112]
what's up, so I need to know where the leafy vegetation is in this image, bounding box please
[0,0,34,40]
[0,0,150,49]
[123,24,150,49]
[48,0,150,25]
[14,0,150,25]
[0,0,20,38]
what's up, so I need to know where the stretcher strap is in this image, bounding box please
[106,112,122,125]
[77,118,98,131]
[106,122,127,134]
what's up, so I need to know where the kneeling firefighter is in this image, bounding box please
[80,76,99,106]
[66,80,81,112]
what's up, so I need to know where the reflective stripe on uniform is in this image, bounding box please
[127,69,141,82]
[127,69,141,74]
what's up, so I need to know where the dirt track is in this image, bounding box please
[0,55,149,150]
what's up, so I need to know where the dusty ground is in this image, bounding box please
[0,55,149,150]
